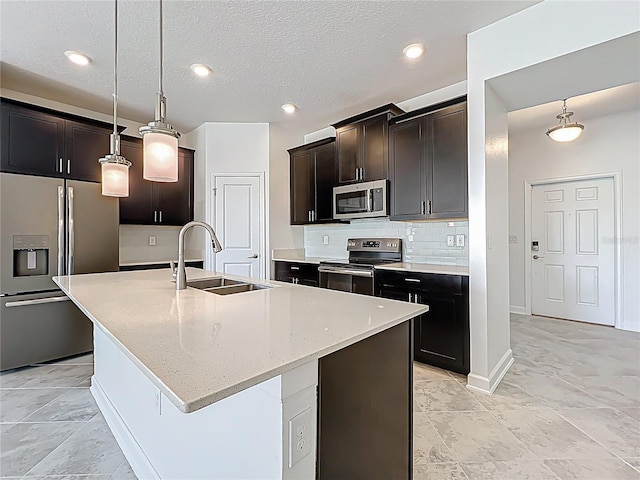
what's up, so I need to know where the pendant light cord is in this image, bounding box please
[113,0,118,139]
[159,0,163,96]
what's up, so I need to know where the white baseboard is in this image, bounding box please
[466,349,514,394]
[91,377,160,480]
[510,305,527,315]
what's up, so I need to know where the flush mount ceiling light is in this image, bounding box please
[546,99,585,142]
[281,103,297,114]
[64,50,91,66]
[98,0,131,198]
[139,0,181,182]
[190,63,212,77]
[402,43,425,59]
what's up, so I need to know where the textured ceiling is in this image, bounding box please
[0,0,538,134]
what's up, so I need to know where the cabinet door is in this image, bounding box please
[427,103,468,219]
[313,143,335,222]
[389,118,426,220]
[290,150,314,225]
[361,116,388,181]
[118,139,154,225]
[155,150,194,226]
[64,120,111,182]
[0,104,65,177]
[414,291,468,374]
[335,124,359,184]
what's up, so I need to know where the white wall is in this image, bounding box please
[509,108,640,331]
[467,0,640,392]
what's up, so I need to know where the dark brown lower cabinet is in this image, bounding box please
[274,261,319,287]
[317,321,412,479]
[375,270,470,374]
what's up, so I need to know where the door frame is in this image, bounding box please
[523,171,622,328]
[207,173,266,279]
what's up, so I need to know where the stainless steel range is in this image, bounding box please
[318,238,402,296]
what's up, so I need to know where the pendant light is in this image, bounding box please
[546,99,585,142]
[139,0,180,182]
[98,0,131,197]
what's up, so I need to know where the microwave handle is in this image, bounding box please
[367,190,373,212]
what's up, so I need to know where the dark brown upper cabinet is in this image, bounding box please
[332,104,404,185]
[119,136,194,226]
[288,137,337,225]
[389,97,468,220]
[0,99,115,182]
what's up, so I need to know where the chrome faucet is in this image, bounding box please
[173,221,223,290]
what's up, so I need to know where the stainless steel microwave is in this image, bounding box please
[333,180,388,220]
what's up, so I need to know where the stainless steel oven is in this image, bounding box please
[333,180,388,220]
[319,238,402,296]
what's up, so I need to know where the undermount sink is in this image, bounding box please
[186,277,272,295]
[186,277,244,291]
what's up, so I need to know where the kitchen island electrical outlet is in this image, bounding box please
[323,235,329,245]
[289,407,311,468]
[456,234,465,247]
[447,235,455,247]
[149,236,156,246]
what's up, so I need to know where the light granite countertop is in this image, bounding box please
[53,268,427,414]
[271,251,339,265]
[375,262,469,276]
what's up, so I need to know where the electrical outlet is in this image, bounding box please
[323,235,329,245]
[407,235,414,242]
[447,235,455,247]
[289,408,311,468]
[456,234,465,247]
[149,236,156,246]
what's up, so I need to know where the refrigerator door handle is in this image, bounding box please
[67,186,75,275]
[5,296,70,308]
[57,186,65,276]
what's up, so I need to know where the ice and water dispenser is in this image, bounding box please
[13,235,49,277]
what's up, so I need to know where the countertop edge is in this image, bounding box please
[374,263,470,276]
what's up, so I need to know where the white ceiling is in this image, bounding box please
[0,0,538,135]
[508,82,640,133]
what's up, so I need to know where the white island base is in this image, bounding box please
[92,326,318,480]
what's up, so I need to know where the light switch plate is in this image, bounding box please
[149,236,156,246]
[289,407,311,468]
[456,234,465,247]
[323,235,329,245]
[447,235,455,247]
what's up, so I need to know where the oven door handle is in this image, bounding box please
[318,266,373,278]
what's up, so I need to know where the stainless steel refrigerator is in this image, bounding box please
[0,172,119,370]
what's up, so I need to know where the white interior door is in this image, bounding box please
[531,178,615,325]
[213,175,263,279]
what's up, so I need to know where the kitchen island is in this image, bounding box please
[54,268,427,480]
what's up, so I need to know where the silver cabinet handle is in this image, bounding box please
[247,253,259,259]
[57,185,65,276]
[312,210,316,222]
[159,211,162,223]
[308,211,311,222]
[5,296,70,308]
[428,200,432,215]
[290,266,300,271]
[154,211,158,223]
[67,159,71,175]
[409,293,413,302]
[67,186,75,275]
[355,168,359,181]
[360,168,364,181]
[58,158,63,173]
[415,294,420,304]
[405,278,420,283]
[421,201,426,215]
[533,255,545,260]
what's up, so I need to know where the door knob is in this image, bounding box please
[533,255,545,260]
[247,253,259,259]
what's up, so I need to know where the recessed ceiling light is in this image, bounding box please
[64,50,91,66]
[281,103,297,114]
[403,43,425,59]
[190,63,212,77]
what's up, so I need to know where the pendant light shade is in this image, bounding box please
[140,0,180,182]
[546,99,584,142]
[99,0,131,197]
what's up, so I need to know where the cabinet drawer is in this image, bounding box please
[376,270,463,294]
[274,261,317,277]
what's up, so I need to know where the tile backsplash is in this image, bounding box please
[304,219,469,266]
[119,225,203,265]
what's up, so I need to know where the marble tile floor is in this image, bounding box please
[1,314,639,480]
